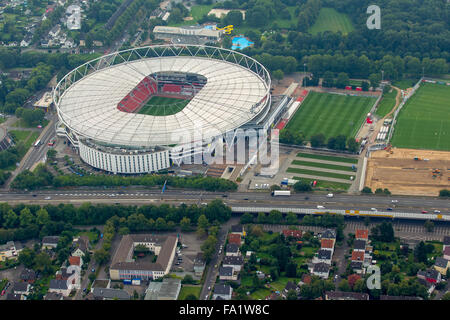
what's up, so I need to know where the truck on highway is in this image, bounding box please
[271,190,291,196]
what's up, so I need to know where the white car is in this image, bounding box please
[317,205,325,209]
[434,210,441,214]
[326,193,334,198]
[371,208,377,212]
[391,200,398,203]
[45,196,51,200]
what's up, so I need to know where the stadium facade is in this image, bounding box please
[54,45,289,174]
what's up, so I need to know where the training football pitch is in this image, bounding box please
[309,8,354,35]
[285,91,375,140]
[138,96,190,116]
[391,83,450,150]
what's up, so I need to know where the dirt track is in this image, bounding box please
[365,148,450,196]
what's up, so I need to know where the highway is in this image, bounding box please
[0,189,449,216]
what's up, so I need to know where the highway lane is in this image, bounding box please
[0,189,448,214]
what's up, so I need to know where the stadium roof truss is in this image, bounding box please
[54,45,271,148]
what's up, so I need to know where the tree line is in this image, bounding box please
[0,199,231,244]
[11,164,238,192]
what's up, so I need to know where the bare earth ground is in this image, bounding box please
[365,148,450,196]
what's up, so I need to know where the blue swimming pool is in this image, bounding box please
[231,36,254,50]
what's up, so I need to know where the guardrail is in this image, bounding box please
[231,206,449,221]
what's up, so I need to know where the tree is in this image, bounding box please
[286,212,297,225]
[362,187,372,194]
[94,248,109,265]
[338,279,351,292]
[36,208,50,225]
[335,72,349,89]
[361,81,369,91]
[293,180,312,192]
[240,213,254,224]
[182,274,195,284]
[88,273,96,283]
[286,261,297,277]
[180,217,191,231]
[273,69,284,81]
[18,247,36,268]
[371,222,395,242]
[184,294,198,300]
[47,149,57,161]
[347,138,359,153]
[322,71,334,87]
[224,10,243,26]
[34,252,53,275]
[310,133,326,148]
[369,73,381,90]
[424,220,434,232]
[287,289,298,300]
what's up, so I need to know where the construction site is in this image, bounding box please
[365,147,450,196]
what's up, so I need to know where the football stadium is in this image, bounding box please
[53,45,285,174]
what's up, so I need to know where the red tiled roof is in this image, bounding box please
[228,234,241,245]
[68,256,81,266]
[355,229,369,240]
[302,274,312,284]
[282,230,303,238]
[351,251,364,262]
[321,239,334,249]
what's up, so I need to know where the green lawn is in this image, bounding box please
[392,79,419,90]
[178,285,202,300]
[391,83,450,150]
[309,8,354,35]
[249,288,271,300]
[376,88,397,117]
[168,5,214,27]
[296,152,358,164]
[292,177,351,191]
[76,230,99,242]
[138,96,190,116]
[291,159,354,172]
[287,167,355,180]
[270,277,299,292]
[285,91,375,140]
[9,130,40,149]
[12,119,49,129]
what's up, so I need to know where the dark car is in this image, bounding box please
[386,208,393,211]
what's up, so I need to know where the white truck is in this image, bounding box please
[271,190,291,197]
[326,193,334,198]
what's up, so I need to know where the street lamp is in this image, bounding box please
[303,63,307,87]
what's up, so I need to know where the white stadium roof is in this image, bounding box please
[56,46,270,147]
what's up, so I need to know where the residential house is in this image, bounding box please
[314,249,332,264]
[443,236,450,251]
[256,270,265,280]
[6,293,22,300]
[13,282,31,295]
[49,24,61,38]
[434,257,449,276]
[325,291,369,300]
[299,274,312,286]
[68,255,83,267]
[353,240,367,252]
[310,262,330,279]
[92,288,130,300]
[213,284,233,300]
[223,255,244,272]
[231,224,245,236]
[321,229,336,244]
[20,269,36,284]
[71,236,89,257]
[56,267,80,289]
[351,250,365,263]
[193,252,206,276]
[228,233,242,246]
[44,292,64,300]
[444,247,450,261]
[42,236,60,249]
[283,281,299,298]
[321,239,335,253]
[417,269,441,284]
[48,279,71,297]
[350,261,364,275]
[0,241,22,261]
[219,266,237,281]
[380,295,422,300]
[225,244,240,257]
[355,229,369,241]
[282,229,302,239]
